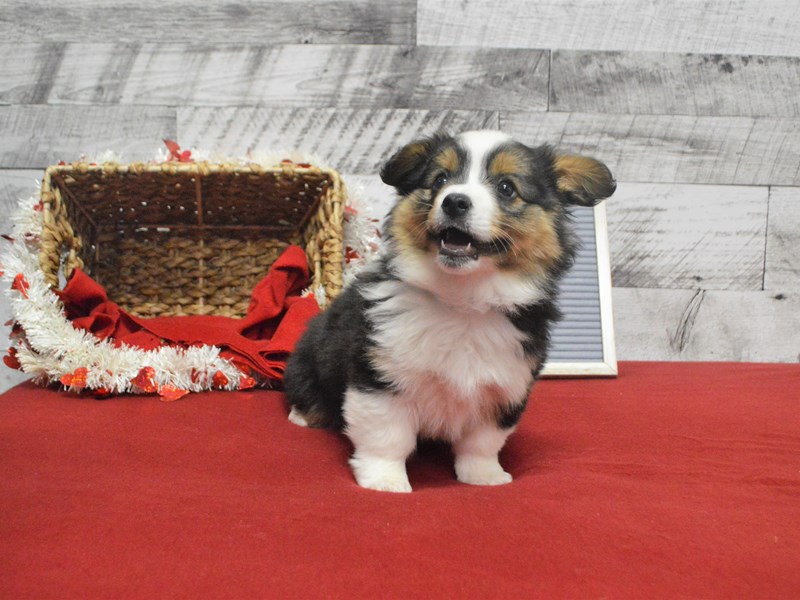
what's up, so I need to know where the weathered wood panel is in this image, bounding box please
[0,170,42,218]
[418,0,800,56]
[502,112,800,186]
[178,108,499,174]
[608,183,768,291]
[613,288,800,362]
[765,187,800,292]
[2,0,415,45]
[551,51,800,117]
[0,106,176,168]
[0,43,549,112]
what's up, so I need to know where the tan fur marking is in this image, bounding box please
[489,149,529,178]
[390,193,431,257]
[554,155,613,199]
[434,146,460,174]
[401,142,429,164]
[492,206,563,275]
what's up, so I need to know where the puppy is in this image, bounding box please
[284,130,615,492]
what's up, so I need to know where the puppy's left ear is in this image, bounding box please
[554,155,616,206]
[381,133,445,195]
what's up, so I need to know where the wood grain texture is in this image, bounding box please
[765,187,800,292]
[613,287,800,362]
[178,108,499,174]
[418,0,800,56]
[502,112,800,186]
[608,183,768,291]
[2,0,414,45]
[0,106,176,168]
[0,43,548,112]
[551,51,800,117]
[0,170,42,218]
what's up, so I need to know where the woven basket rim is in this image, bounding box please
[42,159,344,236]
[42,159,344,178]
[37,158,346,316]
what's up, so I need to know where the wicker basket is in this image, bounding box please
[38,161,345,318]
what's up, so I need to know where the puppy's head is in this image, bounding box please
[381,130,616,278]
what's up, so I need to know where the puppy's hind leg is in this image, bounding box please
[284,354,343,430]
[343,388,417,493]
[288,406,310,427]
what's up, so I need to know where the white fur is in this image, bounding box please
[431,180,496,242]
[344,388,416,493]
[458,130,513,183]
[363,280,535,405]
[428,130,513,265]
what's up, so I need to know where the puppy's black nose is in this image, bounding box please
[442,193,471,218]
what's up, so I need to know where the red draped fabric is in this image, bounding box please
[57,245,319,381]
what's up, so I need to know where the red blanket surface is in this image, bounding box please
[1,362,799,598]
[57,245,319,381]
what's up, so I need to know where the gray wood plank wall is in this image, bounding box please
[1,0,799,391]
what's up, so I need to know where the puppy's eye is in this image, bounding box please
[432,174,449,192]
[497,180,516,199]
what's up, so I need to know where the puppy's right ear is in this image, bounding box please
[554,154,616,206]
[380,134,445,195]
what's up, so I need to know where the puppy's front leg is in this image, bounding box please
[453,423,514,486]
[343,388,417,493]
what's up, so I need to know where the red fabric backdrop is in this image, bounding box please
[1,362,799,598]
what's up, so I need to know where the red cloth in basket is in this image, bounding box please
[58,245,319,381]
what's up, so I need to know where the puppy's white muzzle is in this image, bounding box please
[431,183,496,242]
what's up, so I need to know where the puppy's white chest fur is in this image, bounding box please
[363,280,534,438]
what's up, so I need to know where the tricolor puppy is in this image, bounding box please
[284,130,615,493]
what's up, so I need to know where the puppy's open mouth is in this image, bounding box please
[434,227,483,261]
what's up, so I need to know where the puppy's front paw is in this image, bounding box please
[455,456,513,486]
[350,455,412,493]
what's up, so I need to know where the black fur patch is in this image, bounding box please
[284,274,395,430]
[497,398,528,429]
[508,300,562,377]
